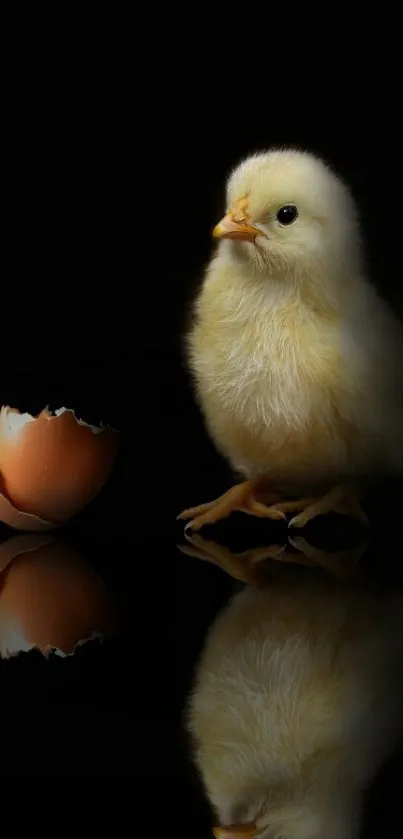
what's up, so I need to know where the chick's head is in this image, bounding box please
[214,149,362,287]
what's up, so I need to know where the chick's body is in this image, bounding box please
[188,575,403,838]
[186,150,403,505]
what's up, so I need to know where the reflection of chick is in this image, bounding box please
[179,150,403,530]
[178,531,368,584]
[187,571,403,839]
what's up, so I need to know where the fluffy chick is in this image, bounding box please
[187,568,403,839]
[178,149,403,530]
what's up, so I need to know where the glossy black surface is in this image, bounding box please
[0,352,172,776]
[2,345,401,821]
[175,500,403,839]
[3,91,402,833]
[175,459,403,832]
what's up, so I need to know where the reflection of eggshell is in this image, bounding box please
[0,532,56,576]
[0,406,119,528]
[0,538,119,657]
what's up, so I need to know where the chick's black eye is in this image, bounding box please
[276,204,298,225]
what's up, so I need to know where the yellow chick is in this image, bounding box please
[178,149,403,530]
[187,565,403,838]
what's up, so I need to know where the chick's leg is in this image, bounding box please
[288,484,369,529]
[177,478,285,531]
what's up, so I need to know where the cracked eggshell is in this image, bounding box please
[0,406,119,529]
[0,536,119,658]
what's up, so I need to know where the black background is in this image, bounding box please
[1,22,402,833]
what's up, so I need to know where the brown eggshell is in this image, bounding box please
[0,493,55,531]
[0,406,119,526]
[0,537,119,657]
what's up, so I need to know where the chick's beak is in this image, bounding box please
[212,216,262,241]
[213,198,263,243]
[213,823,260,839]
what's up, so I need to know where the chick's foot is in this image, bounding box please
[177,478,285,532]
[288,484,369,529]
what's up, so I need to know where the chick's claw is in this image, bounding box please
[177,480,286,532]
[288,485,369,529]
